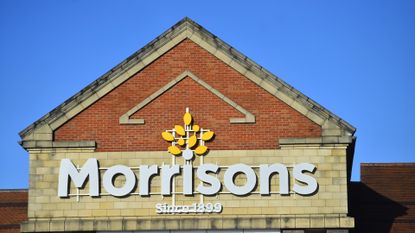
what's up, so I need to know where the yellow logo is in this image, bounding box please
[161,108,214,160]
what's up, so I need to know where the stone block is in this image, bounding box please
[21,221,35,233]
[310,215,325,228]
[339,216,355,228]
[95,219,109,231]
[163,218,179,229]
[295,216,310,228]
[181,218,198,229]
[268,217,281,229]
[79,219,94,231]
[65,219,80,231]
[235,218,253,229]
[124,218,137,230]
[281,216,296,228]
[107,209,121,216]
[36,220,50,232]
[325,216,340,228]
[108,219,123,231]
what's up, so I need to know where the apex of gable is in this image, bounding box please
[19,17,355,147]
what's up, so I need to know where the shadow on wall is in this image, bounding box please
[349,182,410,233]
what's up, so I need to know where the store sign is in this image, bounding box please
[58,109,318,213]
[58,158,317,197]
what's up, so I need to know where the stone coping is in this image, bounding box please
[20,136,354,150]
[21,215,354,232]
[279,137,353,145]
[20,141,96,150]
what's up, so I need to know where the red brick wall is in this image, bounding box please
[54,39,321,151]
[360,163,415,202]
[350,163,415,233]
[0,191,27,233]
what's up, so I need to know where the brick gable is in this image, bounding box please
[54,39,321,151]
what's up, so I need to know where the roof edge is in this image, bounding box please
[0,189,28,192]
[361,163,415,167]
[19,17,356,140]
[19,17,193,139]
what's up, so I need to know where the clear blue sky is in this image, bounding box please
[1,1,414,188]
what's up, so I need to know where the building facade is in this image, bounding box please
[19,18,357,233]
[3,164,414,233]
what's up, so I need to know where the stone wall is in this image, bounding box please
[23,144,354,231]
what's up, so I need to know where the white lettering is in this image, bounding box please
[196,164,221,195]
[161,165,180,195]
[155,202,222,214]
[259,164,289,195]
[293,163,318,195]
[224,163,257,196]
[58,158,99,197]
[57,159,319,199]
[183,164,193,195]
[103,165,136,197]
[139,165,158,196]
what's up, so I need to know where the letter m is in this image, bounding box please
[58,158,99,197]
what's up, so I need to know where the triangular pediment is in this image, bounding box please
[119,70,255,125]
[19,17,355,145]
